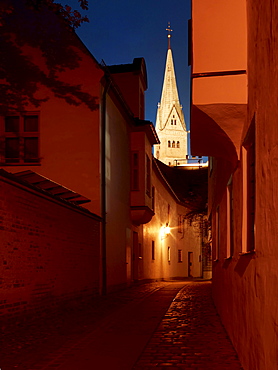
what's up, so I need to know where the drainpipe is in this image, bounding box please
[100,75,111,296]
[200,215,204,278]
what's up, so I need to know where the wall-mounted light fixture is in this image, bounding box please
[160,223,171,239]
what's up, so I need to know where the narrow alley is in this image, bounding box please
[0,280,242,370]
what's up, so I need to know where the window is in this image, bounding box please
[178,249,182,263]
[151,241,155,260]
[151,186,155,210]
[215,206,220,261]
[168,246,171,262]
[138,243,142,259]
[174,120,176,125]
[177,141,180,148]
[172,141,175,148]
[226,177,234,258]
[168,141,171,147]
[242,117,255,253]
[1,114,39,164]
[146,154,151,196]
[178,215,184,234]
[171,120,173,125]
[131,152,139,190]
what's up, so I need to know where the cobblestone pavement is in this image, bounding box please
[0,280,243,370]
[133,281,243,370]
[0,281,172,370]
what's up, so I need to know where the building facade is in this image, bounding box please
[191,1,278,369]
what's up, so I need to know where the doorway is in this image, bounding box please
[188,252,193,277]
[132,231,139,281]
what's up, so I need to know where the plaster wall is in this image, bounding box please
[191,0,247,165]
[110,72,145,119]
[130,130,153,211]
[193,75,247,105]
[192,0,247,74]
[105,95,132,291]
[1,41,104,216]
[140,167,202,281]
[208,2,278,369]
[211,154,278,370]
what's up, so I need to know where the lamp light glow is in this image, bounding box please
[165,225,170,235]
[160,223,171,239]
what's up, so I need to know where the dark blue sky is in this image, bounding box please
[60,0,191,127]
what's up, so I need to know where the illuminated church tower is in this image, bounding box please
[154,24,189,166]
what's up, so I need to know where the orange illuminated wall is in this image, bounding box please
[0,30,104,215]
[191,0,247,172]
[191,1,278,369]
[140,160,203,280]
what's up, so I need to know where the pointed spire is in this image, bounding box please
[166,22,173,49]
[156,30,185,131]
[154,27,188,166]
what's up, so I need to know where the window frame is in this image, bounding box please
[151,240,155,260]
[131,151,139,191]
[241,117,256,254]
[146,154,151,197]
[226,176,234,258]
[178,249,182,263]
[1,113,40,165]
[214,205,220,261]
[178,214,184,234]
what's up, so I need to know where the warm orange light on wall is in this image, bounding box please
[160,223,171,239]
[165,224,170,235]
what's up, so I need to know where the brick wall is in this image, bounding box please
[0,171,101,325]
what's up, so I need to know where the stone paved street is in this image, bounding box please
[133,281,243,369]
[0,280,243,370]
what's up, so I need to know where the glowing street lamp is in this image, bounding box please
[160,223,171,239]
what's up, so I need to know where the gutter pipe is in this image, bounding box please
[100,75,111,295]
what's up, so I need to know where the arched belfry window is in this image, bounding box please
[168,141,171,147]
[177,141,180,148]
[172,141,175,148]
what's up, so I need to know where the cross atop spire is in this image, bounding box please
[166,22,173,49]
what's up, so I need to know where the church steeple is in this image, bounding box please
[166,22,172,49]
[154,25,188,166]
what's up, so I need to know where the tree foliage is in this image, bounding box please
[0,0,98,115]
[26,0,89,29]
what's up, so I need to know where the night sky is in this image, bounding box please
[60,0,192,129]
